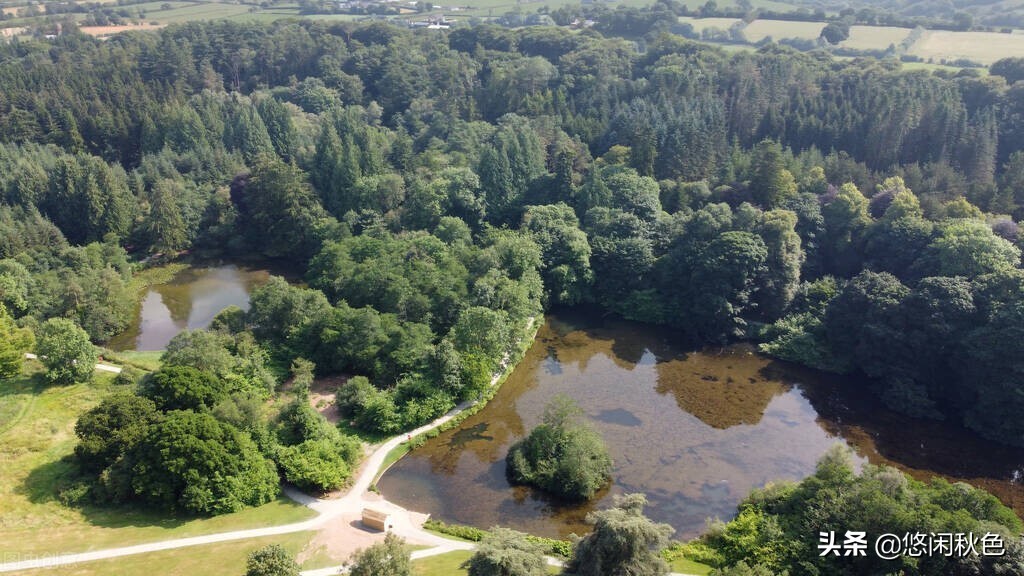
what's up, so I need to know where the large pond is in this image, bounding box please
[378,310,1024,540]
[107,264,270,351]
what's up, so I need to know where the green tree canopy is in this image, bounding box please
[348,533,411,576]
[74,392,161,474]
[141,366,227,412]
[232,156,329,262]
[913,219,1021,278]
[563,493,674,576]
[463,527,549,576]
[700,445,1024,575]
[125,410,279,515]
[0,304,33,378]
[36,317,96,385]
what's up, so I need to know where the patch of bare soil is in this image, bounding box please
[309,375,347,424]
[79,23,164,36]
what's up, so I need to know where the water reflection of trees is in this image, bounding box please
[655,347,789,429]
[420,320,652,476]
[795,369,1024,515]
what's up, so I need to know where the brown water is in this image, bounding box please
[107,265,270,351]
[378,311,1024,540]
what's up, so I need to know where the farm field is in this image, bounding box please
[910,29,1024,64]
[742,18,824,42]
[0,363,315,558]
[145,1,255,24]
[843,24,912,50]
[79,23,164,35]
[4,0,1019,68]
[678,16,741,33]
[678,16,1024,63]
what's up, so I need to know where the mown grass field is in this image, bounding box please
[678,16,1024,63]
[910,29,1024,64]
[144,1,255,24]
[26,531,320,576]
[742,18,824,42]
[843,24,911,51]
[678,16,740,33]
[0,362,315,558]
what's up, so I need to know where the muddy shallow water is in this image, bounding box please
[378,311,1024,539]
[107,264,270,351]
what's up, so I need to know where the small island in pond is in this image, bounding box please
[505,396,613,502]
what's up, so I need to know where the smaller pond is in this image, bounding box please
[107,265,270,351]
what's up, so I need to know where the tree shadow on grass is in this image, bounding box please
[0,371,46,399]
[18,455,193,531]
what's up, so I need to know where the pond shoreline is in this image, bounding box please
[105,260,274,351]
[371,315,543,487]
[378,311,1024,540]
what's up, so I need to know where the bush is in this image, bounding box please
[335,375,375,419]
[424,519,487,541]
[276,398,339,444]
[113,365,144,387]
[697,446,1024,575]
[276,438,357,492]
[57,481,92,506]
[245,544,300,576]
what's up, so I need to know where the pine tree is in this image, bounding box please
[144,179,188,253]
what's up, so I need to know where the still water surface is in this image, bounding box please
[379,311,1024,539]
[107,265,269,351]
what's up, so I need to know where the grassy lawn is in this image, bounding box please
[413,551,474,576]
[373,440,414,487]
[0,364,315,558]
[96,350,163,372]
[23,531,318,576]
[412,551,560,575]
[670,557,714,575]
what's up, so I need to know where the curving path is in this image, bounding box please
[1,319,697,575]
[23,353,122,374]
[0,397,480,574]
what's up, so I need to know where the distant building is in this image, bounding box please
[412,15,454,28]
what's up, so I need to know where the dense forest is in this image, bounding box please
[2,12,1024,514]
